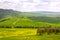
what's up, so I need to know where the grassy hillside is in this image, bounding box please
[0,9,60,28]
[0,9,21,19]
[28,16,60,23]
[0,9,60,40]
[0,17,60,28]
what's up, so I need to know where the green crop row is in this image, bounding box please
[0,17,60,28]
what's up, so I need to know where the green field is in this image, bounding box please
[0,16,60,40]
[0,28,60,40]
[0,9,60,40]
[0,17,60,28]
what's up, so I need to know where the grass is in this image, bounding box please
[0,28,60,40]
[0,17,59,28]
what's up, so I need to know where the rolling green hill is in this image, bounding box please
[0,9,60,28]
[0,9,21,19]
[0,17,60,28]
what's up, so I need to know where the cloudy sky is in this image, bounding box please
[0,0,60,12]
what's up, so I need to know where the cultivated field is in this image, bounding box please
[0,28,60,40]
[0,9,60,40]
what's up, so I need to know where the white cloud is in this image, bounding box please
[0,0,60,12]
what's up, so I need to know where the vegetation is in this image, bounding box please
[0,9,60,40]
[0,17,59,28]
[0,28,59,40]
[37,27,60,35]
[1,16,60,28]
[0,28,60,40]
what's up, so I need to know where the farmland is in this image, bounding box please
[0,17,60,40]
[0,9,60,40]
[0,28,60,40]
[0,17,60,28]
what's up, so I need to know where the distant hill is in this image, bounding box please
[31,11,60,14]
[0,9,60,25]
[0,9,45,18]
[30,11,60,17]
[0,9,60,20]
[0,9,21,19]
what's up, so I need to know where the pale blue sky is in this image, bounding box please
[0,0,60,12]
